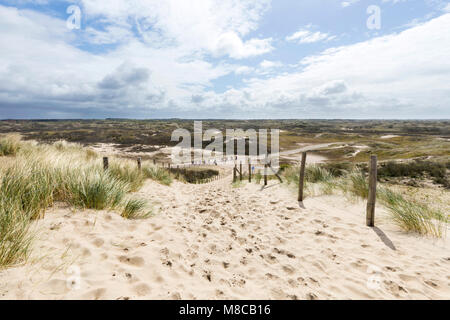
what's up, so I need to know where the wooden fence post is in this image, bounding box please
[264,164,268,186]
[137,157,141,170]
[103,157,109,170]
[366,155,377,227]
[298,152,307,202]
[248,162,252,182]
[239,162,243,181]
[233,164,237,183]
[153,159,156,165]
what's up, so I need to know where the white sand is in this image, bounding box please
[0,174,449,300]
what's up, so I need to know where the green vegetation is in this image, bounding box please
[64,170,126,210]
[121,198,152,220]
[378,160,449,188]
[378,188,447,237]
[0,134,22,156]
[142,165,173,186]
[0,136,163,269]
[169,167,219,184]
[109,161,145,192]
[282,163,448,237]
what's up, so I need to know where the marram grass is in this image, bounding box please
[0,135,159,268]
[121,198,152,220]
[378,188,447,238]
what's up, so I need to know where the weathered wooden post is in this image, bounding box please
[239,161,243,181]
[103,157,109,170]
[137,157,141,170]
[298,152,307,202]
[153,159,156,165]
[366,155,377,227]
[233,164,237,183]
[248,162,252,182]
[264,164,268,186]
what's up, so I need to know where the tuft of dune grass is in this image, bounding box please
[108,161,145,192]
[142,165,173,186]
[0,134,22,156]
[343,170,369,199]
[0,197,34,268]
[305,165,333,183]
[121,198,152,220]
[63,170,126,210]
[378,188,447,237]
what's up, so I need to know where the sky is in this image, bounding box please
[0,0,449,119]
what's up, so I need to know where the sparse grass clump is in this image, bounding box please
[378,188,447,237]
[0,134,22,156]
[142,165,173,185]
[121,198,152,220]
[63,170,126,210]
[346,170,369,199]
[109,161,145,191]
[305,165,333,183]
[0,199,34,268]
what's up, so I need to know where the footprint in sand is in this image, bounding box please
[133,283,151,296]
[118,256,145,267]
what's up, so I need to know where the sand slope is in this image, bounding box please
[0,174,449,300]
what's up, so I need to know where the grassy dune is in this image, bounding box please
[0,135,170,268]
[281,164,448,238]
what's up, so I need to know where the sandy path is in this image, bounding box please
[0,173,449,300]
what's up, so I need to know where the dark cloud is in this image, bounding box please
[98,64,150,90]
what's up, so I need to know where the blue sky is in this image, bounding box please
[0,0,449,119]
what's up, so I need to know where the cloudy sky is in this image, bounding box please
[0,0,449,119]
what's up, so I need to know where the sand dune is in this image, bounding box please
[0,173,448,300]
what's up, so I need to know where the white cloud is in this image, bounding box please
[341,0,360,8]
[0,5,231,116]
[286,28,335,44]
[234,66,254,75]
[443,3,450,12]
[84,25,133,44]
[1,3,450,118]
[197,14,450,118]
[79,0,272,59]
[213,32,273,59]
[259,60,283,69]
